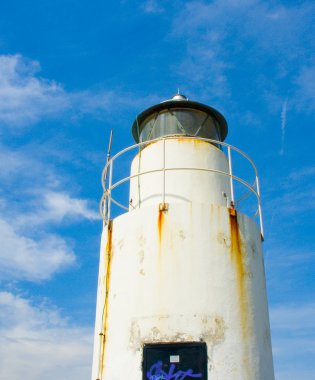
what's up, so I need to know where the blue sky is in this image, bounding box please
[0,0,314,379]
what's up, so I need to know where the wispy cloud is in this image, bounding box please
[266,186,315,216]
[170,0,315,110]
[0,291,92,380]
[43,191,100,221]
[264,164,315,220]
[0,144,100,225]
[0,185,98,282]
[0,143,99,282]
[0,143,62,190]
[0,54,69,126]
[16,191,100,228]
[270,302,315,379]
[289,166,315,181]
[264,244,313,295]
[271,302,315,331]
[0,218,75,282]
[0,54,160,129]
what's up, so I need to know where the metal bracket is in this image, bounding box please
[228,207,237,217]
[159,203,169,212]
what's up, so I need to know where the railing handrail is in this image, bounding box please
[100,136,264,240]
[101,136,259,189]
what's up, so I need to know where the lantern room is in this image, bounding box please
[131,94,228,143]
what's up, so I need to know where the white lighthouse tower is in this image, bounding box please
[91,94,274,380]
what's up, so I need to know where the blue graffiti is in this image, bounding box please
[147,360,202,380]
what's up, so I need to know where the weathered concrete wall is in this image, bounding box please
[91,203,274,380]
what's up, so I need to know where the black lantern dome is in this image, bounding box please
[131,94,228,143]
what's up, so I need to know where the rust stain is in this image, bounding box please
[158,209,164,243]
[229,209,247,332]
[157,203,168,244]
[177,137,221,151]
[98,220,113,380]
[177,137,208,146]
[228,208,252,377]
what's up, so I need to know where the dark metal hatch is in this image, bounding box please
[143,342,207,380]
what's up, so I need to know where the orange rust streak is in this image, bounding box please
[177,137,207,145]
[99,220,113,379]
[158,209,164,243]
[229,209,248,339]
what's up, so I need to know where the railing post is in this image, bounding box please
[227,146,235,207]
[99,138,264,239]
[100,193,107,224]
[255,175,264,240]
[107,160,113,222]
[163,138,166,204]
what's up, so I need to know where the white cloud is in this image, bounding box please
[264,245,313,304]
[175,41,231,100]
[264,164,315,218]
[0,142,99,282]
[43,191,100,221]
[0,143,61,192]
[0,54,118,126]
[5,291,315,380]
[271,303,315,331]
[173,0,313,57]
[170,0,315,108]
[270,302,315,379]
[0,54,163,128]
[0,291,92,380]
[0,144,30,178]
[0,218,75,281]
[0,152,98,283]
[0,54,69,126]
[266,186,315,217]
[0,148,100,224]
[0,187,100,282]
[15,191,100,228]
[289,166,315,181]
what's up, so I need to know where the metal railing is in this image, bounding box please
[100,136,264,239]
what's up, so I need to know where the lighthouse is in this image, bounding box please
[91,94,275,379]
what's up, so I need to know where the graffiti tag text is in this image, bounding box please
[147,360,202,380]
